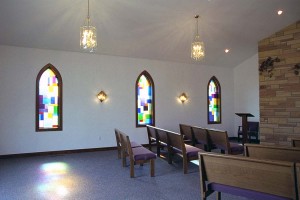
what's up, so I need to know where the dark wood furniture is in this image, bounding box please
[235,113,254,145]
[191,126,210,151]
[179,124,210,151]
[199,152,298,200]
[115,129,142,166]
[207,128,244,155]
[118,129,156,178]
[165,129,204,174]
[237,121,259,143]
[147,125,203,174]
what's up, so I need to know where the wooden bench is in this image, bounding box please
[199,152,298,200]
[191,126,210,151]
[207,128,244,155]
[291,137,300,148]
[147,125,203,174]
[146,125,158,152]
[166,129,204,174]
[114,128,142,166]
[245,143,300,162]
[179,124,210,151]
[179,124,195,145]
[118,130,156,178]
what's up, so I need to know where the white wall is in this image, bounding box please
[0,45,234,155]
[233,53,260,136]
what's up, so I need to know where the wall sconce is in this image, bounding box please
[179,93,188,103]
[97,91,107,102]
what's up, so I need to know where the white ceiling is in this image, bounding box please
[0,0,299,68]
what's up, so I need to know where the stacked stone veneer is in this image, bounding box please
[258,21,300,146]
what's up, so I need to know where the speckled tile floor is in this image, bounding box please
[0,150,250,200]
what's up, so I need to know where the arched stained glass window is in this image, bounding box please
[36,63,63,132]
[136,70,155,127]
[207,76,221,124]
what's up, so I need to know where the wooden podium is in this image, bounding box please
[235,113,254,145]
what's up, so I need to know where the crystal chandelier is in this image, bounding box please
[80,0,97,52]
[191,15,205,61]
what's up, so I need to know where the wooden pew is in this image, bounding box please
[245,143,300,162]
[199,152,298,200]
[165,129,204,174]
[191,126,210,151]
[118,130,156,178]
[115,129,142,166]
[207,128,244,155]
[291,137,300,148]
[146,125,158,151]
[179,124,195,145]
[147,125,203,174]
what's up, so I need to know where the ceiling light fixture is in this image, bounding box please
[191,15,205,61]
[277,10,283,15]
[80,0,97,52]
[225,49,230,53]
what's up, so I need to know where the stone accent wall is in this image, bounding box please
[258,21,300,146]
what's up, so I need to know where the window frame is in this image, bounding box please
[207,76,221,124]
[36,63,63,132]
[135,70,155,128]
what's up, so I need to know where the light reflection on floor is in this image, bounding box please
[37,162,74,199]
[190,160,199,166]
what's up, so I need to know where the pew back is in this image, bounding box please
[146,125,157,151]
[179,124,194,145]
[199,152,298,200]
[166,130,185,153]
[245,143,300,162]
[191,126,209,151]
[207,129,230,153]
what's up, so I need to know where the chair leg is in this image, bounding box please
[117,146,121,159]
[183,156,188,174]
[122,151,127,167]
[130,159,135,178]
[150,159,155,177]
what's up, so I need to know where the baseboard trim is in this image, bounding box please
[0,146,117,159]
[0,144,150,159]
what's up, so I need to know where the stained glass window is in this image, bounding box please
[136,71,155,127]
[36,64,62,131]
[208,76,221,124]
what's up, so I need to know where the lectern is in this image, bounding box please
[235,113,254,145]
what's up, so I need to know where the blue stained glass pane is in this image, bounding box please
[40,114,44,120]
[51,97,55,104]
[147,99,152,103]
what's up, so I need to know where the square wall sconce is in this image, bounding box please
[97,91,107,102]
[179,93,188,103]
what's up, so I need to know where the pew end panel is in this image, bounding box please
[146,125,158,151]
[199,152,297,200]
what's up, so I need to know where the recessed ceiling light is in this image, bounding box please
[277,10,283,15]
[224,49,230,53]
